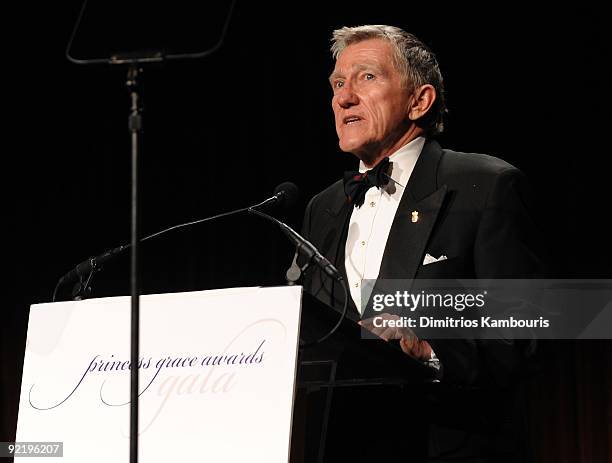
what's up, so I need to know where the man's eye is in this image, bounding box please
[334,80,344,89]
[365,73,375,80]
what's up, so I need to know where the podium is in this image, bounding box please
[16,287,433,462]
[293,292,434,463]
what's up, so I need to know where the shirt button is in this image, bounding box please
[354,282,360,288]
[370,201,376,207]
[361,241,366,246]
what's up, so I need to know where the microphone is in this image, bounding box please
[251,181,299,210]
[248,183,349,349]
[272,181,299,209]
[248,200,342,282]
[58,244,129,286]
[54,182,299,300]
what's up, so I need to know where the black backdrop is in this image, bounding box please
[3,1,611,461]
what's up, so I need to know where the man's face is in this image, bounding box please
[330,38,414,162]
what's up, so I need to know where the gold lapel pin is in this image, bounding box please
[411,210,419,223]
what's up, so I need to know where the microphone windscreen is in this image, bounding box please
[273,182,299,209]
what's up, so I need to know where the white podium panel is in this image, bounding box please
[17,286,302,462]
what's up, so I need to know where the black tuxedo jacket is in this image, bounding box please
[297,139,542,385]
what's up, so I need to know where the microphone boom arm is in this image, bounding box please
[247,208,342,282]
[53,186,295,302]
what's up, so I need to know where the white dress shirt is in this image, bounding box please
[345,136,426,313]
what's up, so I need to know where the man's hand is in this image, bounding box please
[359,313,433,361]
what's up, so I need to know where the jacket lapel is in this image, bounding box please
[378,139,448,281]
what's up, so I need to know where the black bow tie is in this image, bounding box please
[343,157,391,207]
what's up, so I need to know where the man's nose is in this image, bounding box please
[336,84,359,108]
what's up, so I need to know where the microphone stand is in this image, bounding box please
[65,1,237,457]
[247,208,350,348]
[127,65,142,463]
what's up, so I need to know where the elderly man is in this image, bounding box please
[295,25,540,462]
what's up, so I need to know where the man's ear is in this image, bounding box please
[408,84,436,121]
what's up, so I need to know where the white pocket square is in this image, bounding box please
[423,253,447,266]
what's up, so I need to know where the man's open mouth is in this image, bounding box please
[343,115,362,125]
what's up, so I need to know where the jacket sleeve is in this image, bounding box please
[431,167,543,387]
[474,167,543,278]
[474,167,542,386]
